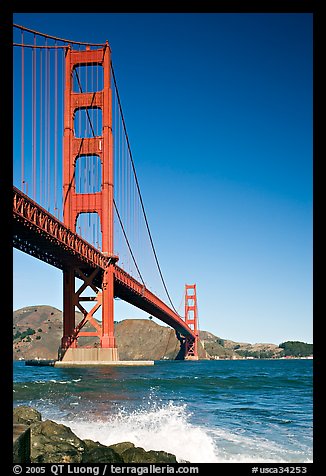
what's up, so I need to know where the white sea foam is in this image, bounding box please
[56,401,217,462]
[35,379,81,385]
[53,401,312,463]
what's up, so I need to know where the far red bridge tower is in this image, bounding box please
[184,284,199,359]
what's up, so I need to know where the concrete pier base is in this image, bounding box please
[54,360,154,367]
[55,347,154,367]
[60,347,119,363]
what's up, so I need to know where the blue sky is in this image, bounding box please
[13,13,313,344]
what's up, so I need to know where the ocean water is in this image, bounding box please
[13,359,313,463]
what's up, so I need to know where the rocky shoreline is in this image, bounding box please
[13,406,179,464]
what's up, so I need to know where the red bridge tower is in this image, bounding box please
[60,43,118,361]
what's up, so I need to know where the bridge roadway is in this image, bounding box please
[13,186,195,340]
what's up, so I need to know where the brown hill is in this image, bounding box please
[13,306,63,360]
[13,306,97,360]
[115,319,208,360]
[199,330,237,359]
[13,305,210,360]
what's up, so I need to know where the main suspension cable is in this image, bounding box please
[13,24,106,47]
[111,62,179,315]
[113,201,146,287]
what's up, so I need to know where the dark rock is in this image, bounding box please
[122,446,177,463]
[82,439,124,463]
[30,420,85,463]
[109,441,136,455]
[13,406,42,426]
[13,424,31,463]
[12,407,179,464]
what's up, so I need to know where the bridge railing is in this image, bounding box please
[13,186,112,270]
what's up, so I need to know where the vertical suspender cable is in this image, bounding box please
[40,48,43,205]
[47,43,50,211]
[76,67,80,193]
[32,35,36,199]
[115,95,118,254]
[122,135,125,242]
[134,159,137,263]
[122,136,125,259]
[127,143,131,271]
[126,139,129,270]
[115,91,119,255]
[38,45,40,202]
[85,62,90,242]
[96,66,99,248]
[61,47,65,222]
[54,41,58,216]
[44,38,48,208]
[21,30,25,192]
[96,66,99,247]
[76,64,83,238]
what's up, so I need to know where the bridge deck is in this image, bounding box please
[13,187,195,340]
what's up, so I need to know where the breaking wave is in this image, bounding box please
[52,400,312,463]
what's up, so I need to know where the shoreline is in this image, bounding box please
[13,406,180,464]
[15,356,313,364]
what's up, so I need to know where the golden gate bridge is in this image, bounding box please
[13,24,199,363]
